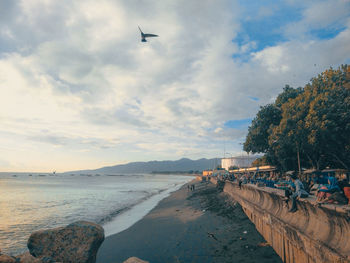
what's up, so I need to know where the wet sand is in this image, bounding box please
[97,181,282,263]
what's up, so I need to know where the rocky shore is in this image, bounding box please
[0,221,149,263]
[0,221,104,263]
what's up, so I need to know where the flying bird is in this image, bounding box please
[138,26,158,42]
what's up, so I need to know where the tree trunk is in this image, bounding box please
[296,142,301,174]
[306,154,315,169]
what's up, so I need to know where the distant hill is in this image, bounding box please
[66,158,220,174]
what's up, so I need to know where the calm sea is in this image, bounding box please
[0,173,193,255]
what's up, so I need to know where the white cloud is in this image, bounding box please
[284,0,350,39]
[252,46,290,73]
[0,0,349,171]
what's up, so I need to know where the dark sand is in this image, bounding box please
[97,181,282,263]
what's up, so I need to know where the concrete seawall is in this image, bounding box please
[220,180,350,263]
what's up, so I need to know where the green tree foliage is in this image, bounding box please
[243,104,281,153]
[244,65,350,171]
[243,85,302,154]
[275,85,303,107]
[251,156,269,167]
[303,65,350,169]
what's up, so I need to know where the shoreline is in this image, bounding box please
[102,179,194,237]
[97,180,281,263]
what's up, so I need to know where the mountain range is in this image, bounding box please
[66,158,221,174]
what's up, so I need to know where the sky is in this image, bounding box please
[0,0,349,172]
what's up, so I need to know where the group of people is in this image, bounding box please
[288,173,349,212]
[220,170,350,213]
[313,177,348,205]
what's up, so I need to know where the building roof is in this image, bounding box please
[222,156,259,160]
[229,165,276,173]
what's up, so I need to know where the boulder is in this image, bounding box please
[123,257,149,263]
[36,258,55,263]
[15,252,42,263]
[0,254,16,263]
[27,221,104,263]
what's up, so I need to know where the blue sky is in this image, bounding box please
[233,1,349,60]
[0,0,349,171]
[224,119,252,129]
[235,1,302,51]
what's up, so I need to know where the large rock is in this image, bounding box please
[15,252,42,263]
[123,257,149,263]
[0,254,16,263]
[27,221,104,263]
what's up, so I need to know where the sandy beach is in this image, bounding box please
[97,180,281,263]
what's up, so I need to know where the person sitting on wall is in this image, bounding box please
[317,174,329,185]
[282,176,295,206]
[316,176,340,201]
[318,191,348,205]
[308,179,319,195]
[302,175,314,193]
[316,176,343,204]
[288,173,309,213]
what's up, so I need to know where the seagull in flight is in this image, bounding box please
[138,26,158,42]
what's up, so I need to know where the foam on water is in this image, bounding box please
[103,182,185,236]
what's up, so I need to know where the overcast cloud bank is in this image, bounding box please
[0,0,349,171]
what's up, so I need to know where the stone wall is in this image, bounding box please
[223,181,350,263]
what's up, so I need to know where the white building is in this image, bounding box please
[221,156,259,170]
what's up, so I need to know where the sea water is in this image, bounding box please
[0,173,193,255]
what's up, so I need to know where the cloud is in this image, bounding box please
[0,0,349,171]
[82,105,151,128]
[283,0,350,39]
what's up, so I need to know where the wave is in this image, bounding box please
[104,174,144,177]
[101,182,189,237]
[97,206,131,225]
[96,188,164,225]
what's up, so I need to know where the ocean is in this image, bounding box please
[0,173,194,256]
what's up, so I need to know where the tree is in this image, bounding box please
[275,85,303,107]
[243,104,281,153]
[251,156,269,167]
[243,85,302,155]
[243,65,350,171]
[304,65,350,169]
